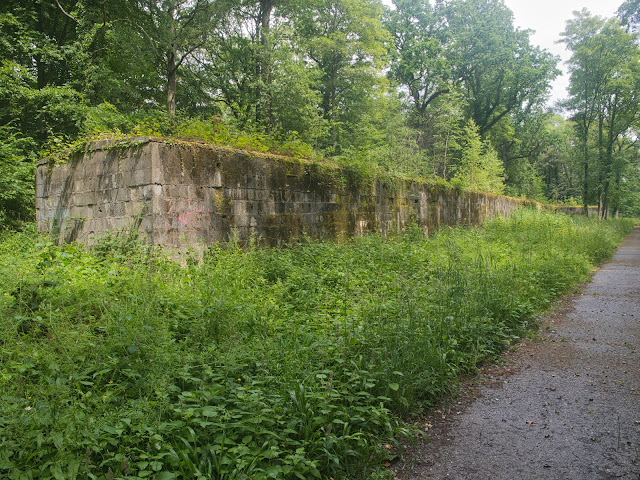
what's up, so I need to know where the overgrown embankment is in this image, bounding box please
[0,210,634,479]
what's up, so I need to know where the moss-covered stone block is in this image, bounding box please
[36,137,597,249]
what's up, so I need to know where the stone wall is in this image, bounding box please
[36,137,593,249]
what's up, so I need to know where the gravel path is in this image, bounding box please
[398,227,640,480]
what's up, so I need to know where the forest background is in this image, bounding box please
[3,0,640,229]
[2,2,640,478]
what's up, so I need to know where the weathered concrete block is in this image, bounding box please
[36,138,596,249]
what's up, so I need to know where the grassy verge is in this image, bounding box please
[0,210,634,479]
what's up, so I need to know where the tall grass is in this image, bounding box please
[0,210,634,479]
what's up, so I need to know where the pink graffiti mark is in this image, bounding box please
[176,204,206,225]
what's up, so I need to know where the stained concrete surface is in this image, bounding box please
[37,138,596,249]
[399,227,640,480]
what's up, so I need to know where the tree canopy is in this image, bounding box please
[1,0,640,227]
[561,9,640,217]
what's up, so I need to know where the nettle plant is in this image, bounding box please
[0,210,633,479]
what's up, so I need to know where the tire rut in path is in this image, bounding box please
[398,226,640,480]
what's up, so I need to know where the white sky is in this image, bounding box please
[503,0,622,108]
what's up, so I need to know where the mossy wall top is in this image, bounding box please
[35,138,589,248]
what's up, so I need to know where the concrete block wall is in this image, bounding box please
[35,138,593,249]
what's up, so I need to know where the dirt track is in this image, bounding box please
[399,227,640,480]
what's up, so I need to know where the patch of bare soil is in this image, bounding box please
[395,227,640,480]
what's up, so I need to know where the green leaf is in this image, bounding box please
[201,406,217,417]
[50,464,65,480]
[155,472,176,480]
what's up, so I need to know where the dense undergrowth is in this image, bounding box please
[0,210,634,479]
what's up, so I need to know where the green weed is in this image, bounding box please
[0,210,634,479]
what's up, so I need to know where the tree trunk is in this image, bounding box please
[443,130,450,179]
[602,178,610,219]
[323,65,339,151]
[167,50,177,117]
[260,0,273,131]
[597,186,602,219]
[331,82,338,150]
[612,170,622,218]
[597,115,605,219]
[582,139,589,217]
[602,103,617,221]
[34,0,48,89]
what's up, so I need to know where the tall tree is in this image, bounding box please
[610,135,640,216]
[427,91,466,180]
[256,0,276,129]
[293,0,388,151]
[453,119,505,194]
[561,11,610,215]
[536,116,582,203]
[0,0,81,89]
[194,0,326,141]
[385,0,451,147]
[108,0,219,116]
[562,10,640,217]
[195,3,263,127]
[0,1,88,145]
[599,41,640,217]
[618,0,640,31]
[444,0,559,138]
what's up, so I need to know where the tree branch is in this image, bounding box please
[54,0,78,22]
[175,40,208,70]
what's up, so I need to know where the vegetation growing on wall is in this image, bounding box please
[0,210,634,478]
[2,0,640,229]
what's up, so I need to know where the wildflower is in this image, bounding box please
[24,406,32,411]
